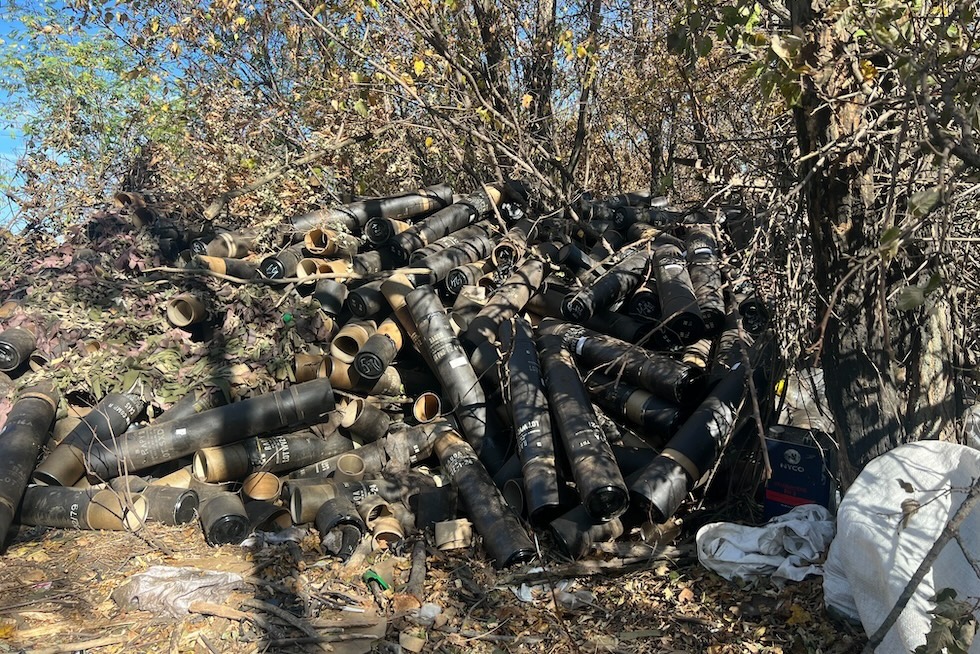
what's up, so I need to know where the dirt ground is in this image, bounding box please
[0,520,866,654]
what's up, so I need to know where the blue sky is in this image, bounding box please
[0,10,25,227]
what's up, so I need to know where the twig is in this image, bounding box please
[496,545,689,586]
[240,598,323,642]
[862,479,980,652]
[406,538,427,601]
[22,634,127,654]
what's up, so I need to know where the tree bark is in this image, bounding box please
[788,0,957,485]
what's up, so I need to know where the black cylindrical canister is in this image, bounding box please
[315,495,366,562]
[542,320,706,406]
[352,317,404,382]
[561,250,650,323]
[364,216,412,245]
[19,486,147,531]
[158,385,229,423]
[390,188,499,264]
[193,431,354,482]
[499,318,561,524]
[627,363,747,523]
[731,276,770,335]
[557,242,605,284]
[110,476,199,526]
[445,261,492,299]
[290,184,453,233]
[259,244,306,280]
[34,392,146,487]
[406,286,507,473]
[0,383,59,545]
[434,429,536,569]
[206,231,255,259]
[589,229,625,263]
[583,372,684,445]
[192,255,259,279]
[198,492,250,546]
[340,398,391,444]
[685,227,725,336]
[409,231,495,285]
[550,504,624,560]
[463,257,547,349]
[346,280,386,319]
[653,239,704,346]
[351,248,399,276]
[84,379,336,481]
[627,282,662,323]
[0,327,37,372]
[537,332,628,522]
[313,279,349,316]
[491,217,536,267]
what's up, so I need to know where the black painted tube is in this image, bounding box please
[589,229,625,263]
[245,500,291,532]
[352,317,404,382]
[158,386,229,423]
[409,222,494,264]
[351,248,399,276]
[542,320,705,406]
[0,383,58,546]
[19,486,147,531]
[287,423,436,480]
[627,282,662,322]
[491,217,536,267]
[560,250,650,323]
[627,363,747,522]
[685,233,725,337]
[612,206,689,232]
[346,280,387,319]
[259,244,306,280]
[550,504,624,560]
[707,312,744,386]
[192,255,258,279]
[434,429,536,569]
[557,242,605,284]
[731,276,770,335]
[406,286,507,473]
[206,231,255,258]
[110,476,199,526]
[364,216,412,245]
[445,261,492,299]
[390,188,498,264]
[537,332,629,522]
[84,379,336,481]
[193,432,354,482]
[34,392,146,487]
[409,232,495,285]
[291,184,453,233]
[583,372,684,444]
[500,318,561,524]
[340,398,390,444]
[313,279,349,316]
[653,241,704,347]
[315,496,366,562]
[198,492,250,546]
[463,257,548,348]
[0,327,36,372]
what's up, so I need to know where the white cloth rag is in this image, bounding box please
[696,504,835,584]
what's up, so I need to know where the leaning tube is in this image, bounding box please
[352,317,404,382]
[685,228,725,336]
[84,379,336,481]
[653,240,705,346]
[290,184,453,233]
[560,250,650,322]
[627,363,747,522]
[340,398,391,444]
[499,318,561,524]
[34,392,146,487]
[463,257,547,348]
[390,189,497,264]
[0,383,59,545]
[406,285,507,473]
[434,429,535,569]
[584,372,684,445]
[537,332,629,522]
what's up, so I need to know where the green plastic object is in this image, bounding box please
[362,569,390,590]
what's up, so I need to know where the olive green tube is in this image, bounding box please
[0,327,36,372]
[0,383,59,546]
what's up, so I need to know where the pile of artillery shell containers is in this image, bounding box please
[0,183,773,567]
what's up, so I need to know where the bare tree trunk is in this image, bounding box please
[471,0,512,116]
[527,0,556,146]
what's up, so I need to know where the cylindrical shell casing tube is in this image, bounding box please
[406,286,506,473]
[391,191,494,263]
[287,440,387,481]
[537,332,628,522]
[353,317,404,382]
[84,379,336,481]
[683,338,714,370]
[411,233,495,285]
[158,386,229,423]
[464,257,547,347]
[412,392,442,424]
[166,293,207,327]
[371,515,404,548]
[590,229,625,263]
[707,313,743,385]
[297,257,331,284]
[0,384,59,544]
[500,318,561,524]
[584,372,684,444]
[290,184,453,233]
[140,485,199,525]
[380,273,420,347]
[325,357,407,396]
[193,432,354,482]
[198,492,250,546]
[352,249,398,276]
[19,486,146,531]
[341,398,390,444]
[550,504,624,560]
[365,217,412,245]
[0,327,37,372]
[560,251,650,322]
[245,500,292,532]
[627,283,662,322]
[685,235,725,337]
[435,430,535,568]
[346,280,387,319]
[295,353,327,383]
[557,242,603,282]
[492,217,536,267]
[334,452,366,482]
[290,482,337,524]
[206,232,254,259]
[330,321,377,364]
[445,261,492,300]
[627,363,747,522]
[409,222,494,264]
[654,242,704,346]
[242,471,283,501]
[304,228,361,259]
[34,392,146,487]
[731,276,770,335]
[313,279,348,316]
[544,320,706,406]
[357,494,395,530]
[259,244,306,280]
[315,495,366,561]
[193,255,258,279]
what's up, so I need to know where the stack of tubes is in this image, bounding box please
[0,183,774,568]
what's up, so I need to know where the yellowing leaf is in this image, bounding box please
[521,93,533,109]
[414,59,425,76]
[787,603,811,625]
[354,99,370,117]
[0,621,15,639]
[424,136,434,148]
